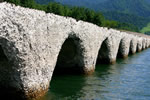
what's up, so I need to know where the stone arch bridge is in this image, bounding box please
[0,2,150,99]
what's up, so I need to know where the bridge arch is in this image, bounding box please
[96,36,120,64]
[117,37,131,58]
[97,38,110,64]
[146,39,150,48]
[129,38,137,54]
[53,34,86,75]
[136,38,143,52]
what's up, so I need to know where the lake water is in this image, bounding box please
[39,49,150,100]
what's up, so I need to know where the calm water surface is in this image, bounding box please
[40,49,150,100]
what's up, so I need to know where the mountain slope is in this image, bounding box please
[96,0,150,17]
[36,0,150,17]
[36,0,54,4]
[35,0,150,32]
[53,0,150,17]
[103,11,150,29]
[141,22,150,34]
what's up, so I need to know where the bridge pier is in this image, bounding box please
[129,37,137,54]
[142,38,146,50]
[137,38,143,52]
[148,40,150,48]
[146,39,149,48]
[97,35,120,64]
[53,35,96,75]
[117,36,131,58]
[0,38,31,99]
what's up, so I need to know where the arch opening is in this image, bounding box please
[117,39,124,58]
[96,38,110,64]
[129,41,132,55]
[0,45,11,95]
[53,37,84,76]
[129,40,135,55]
[136,43,139,52]
[0,45,9,78]
[49,37,86,99]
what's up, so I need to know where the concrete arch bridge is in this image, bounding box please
[0,2,150,99]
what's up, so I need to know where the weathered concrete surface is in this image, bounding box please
[117,34,132,58]
[137,37,143,52]
[97,29,122,64]
[129,36,138,54]
[0,2,150,99]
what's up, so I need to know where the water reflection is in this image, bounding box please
[40,49,150,100]
[38,74,86,100]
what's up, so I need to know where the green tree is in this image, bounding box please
[5,0,20,5]
[93,12,105,26]
[70,7,87,21]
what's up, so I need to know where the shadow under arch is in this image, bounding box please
[0,37,24,100]
[0,38,12,85]
[0,45,8,61]
[96,38,111,64]
[129,39,136,55]
[117,38,124,58]
[47,35,86,99]
[136,41,142,52]
[117,38,130,59]
[0,43,11,99]
[53,35,85,76]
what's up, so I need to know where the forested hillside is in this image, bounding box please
[53,0,150,17]
[36,0,54,4]
[36,0,150,17]
[3,0,139,32]
[103,11,150,29]
[35,0,150,34]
